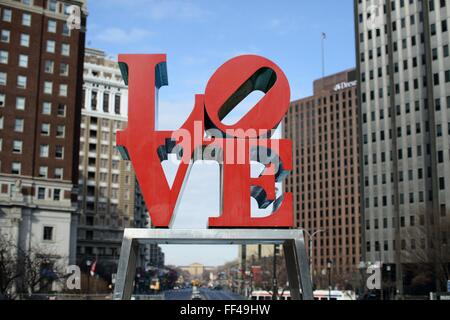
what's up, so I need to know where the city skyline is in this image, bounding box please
[0,0,449,301]
[85,0,357,266]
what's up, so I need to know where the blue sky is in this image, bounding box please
[86,0,356,266]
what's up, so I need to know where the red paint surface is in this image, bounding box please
[117,54,293,228]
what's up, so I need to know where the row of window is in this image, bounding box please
[82,201,127,214]
[366,238,429,253]
[1,30,30,46]
[363,97,450,125]
[5,161,64,178]
[361,71,450,103]
[0,72,69,96]
[364,122,450,145]
[365,186,449,208]
[83,89,122,115]
[82,171,122,184]
[364,145,446,165]
[0,27,71,54]
[0,112,66,135]
[361,45,449,82]
[366,215,425,230]
[0,95,68,115]
[2,0,76,23]
[0,51,28,68]
[1,7,31,26]
[86,187,131,201]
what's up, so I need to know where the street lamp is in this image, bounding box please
[327,259,333,300]
[303,229,327,287]
[272,244,279,300]
[385,265,392,300]
[358,261,366,298]
[86,260,92,297]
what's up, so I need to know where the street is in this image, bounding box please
[164,288,245,300]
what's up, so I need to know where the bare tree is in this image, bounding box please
[251,255,288,297]
[0,234,66,299]
[0,235,21,300]
[402,212,450,293]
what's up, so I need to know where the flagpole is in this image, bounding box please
[321,32,326,79]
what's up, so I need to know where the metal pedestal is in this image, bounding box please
[113,229,313,300]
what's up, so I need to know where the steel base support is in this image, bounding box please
[113,229,313,300]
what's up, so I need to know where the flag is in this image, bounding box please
[90,260,97,276]
[322,32,327,40]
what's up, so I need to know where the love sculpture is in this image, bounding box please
[116,54,292,228]
[113,54,313,300]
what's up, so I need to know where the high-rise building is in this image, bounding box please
[77,48,163,276]
[355,0,450,293]
[284,69,361,288]
[0,0,87,269]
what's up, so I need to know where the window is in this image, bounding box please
[53,189,61,201]
[0,51,8,64]
[0,93,5,107]
[91,91,98,110]
[41,123,50,135]
[16,97,25,110]
[43,226,54,241]
[60,63,69,76]
[39,166,48,178]
[55,146,64,159]
[14,119,24,132]
[40,145,49,157]
[44,81,53,94]
[59,84,68,97]
[17,76,27,89]
[440,177,445,190]
[46,40,55,53]
[11,162,21,175]
[18,55,28,68]
[114,95,121,114]
[0,72,6,85]
[61,44,70,56]
[1,30,10,43]
[20,34,30,47]
[437,124,443,137]
[57,104,66,116]
[42,102,51,115]
[54,168,63,179]
[12,140,22,154]
[47,20,57,33]
[37,187,46,200]
[56,125,65,138]
[62,24,70,36]
[22,13,31,26]
[45,60,54,74]
[48,0,57,12]
[0,116,3,129]
[2,9,12,22]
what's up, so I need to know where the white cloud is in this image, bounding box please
[147,0,210,21]
[181,55,208,66]
[103,0,210,22]
[95,27,153,44]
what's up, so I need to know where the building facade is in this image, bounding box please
[284,70,361,288]
[355,0,450,292]
[77,48,163,276]
[0,0,86,274]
